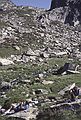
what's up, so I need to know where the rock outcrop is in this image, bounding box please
[50,0,67,10]
[50,0,81,26]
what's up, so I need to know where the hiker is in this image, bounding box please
[3,101,30,115]
[2,102,22,115]
[72,86,79,97]
[68,87,79,102]
[9,103,22,113]
[9,101,29,113]
[64,90,75,102]
[70,90,75,101]
[0,108,5,114]
[69,86,79,102]
[21,101,29,112]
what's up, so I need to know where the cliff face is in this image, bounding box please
[50,0,81,26]
[50,0,67,10]
[50,0,81,10]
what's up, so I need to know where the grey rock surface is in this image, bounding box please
[50,0,81,26]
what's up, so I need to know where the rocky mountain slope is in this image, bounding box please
[0,0,81,60]
[0,0,81,120]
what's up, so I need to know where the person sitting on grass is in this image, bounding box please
[10,101,29,113]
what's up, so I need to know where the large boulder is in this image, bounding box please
[0,58,14,66]
[1,81,11,91]
[54,63,79,75]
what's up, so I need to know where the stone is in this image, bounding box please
[38,58,43,62]
[35,89,48,95]
[67,70,80,74]
[25,94,29,97]
[27,48,36,56]
[38,73,44,79]
[13,45,20,51]
[0,58,14,66]
[40,33,44,37]
[22,55,29,63]
[30,56,36,61]
[58,83,76,95]
[54,63,80,75]
[42,80,54,85]
[1,94,7,98]
[54,51,67,56]
[20,79,31,84]
[1,81,11,91]
[40,52,49,58]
